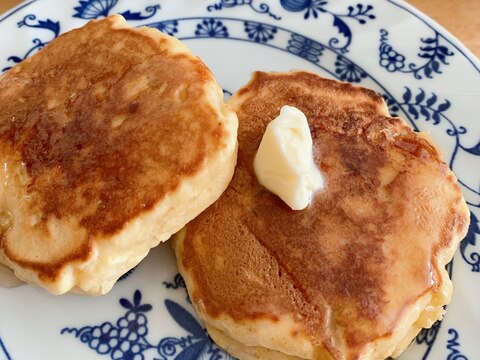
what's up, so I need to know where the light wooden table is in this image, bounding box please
[1,0,479,58]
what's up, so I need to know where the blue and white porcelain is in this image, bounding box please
[0,1,478,359]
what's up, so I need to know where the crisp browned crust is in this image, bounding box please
[176,71,469,359]
[0,15,238,294]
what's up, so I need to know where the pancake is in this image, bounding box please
[173,71,470,359]
[0,15,238,295]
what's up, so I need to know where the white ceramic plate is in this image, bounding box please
[0,1,478,359]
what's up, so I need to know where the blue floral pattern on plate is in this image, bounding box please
[2,14,59,71]
[207,0,281,20]
[73,0,160,20]
[207,0,376,53]
[61,278,234,360]
[195,18,229,38]
[279,1,375,53]
[379,29,454,79]
[0,1,478,359]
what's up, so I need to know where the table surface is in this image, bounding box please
[0,0,479,58]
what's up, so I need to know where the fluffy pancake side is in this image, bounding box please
[173,71,469,359]
[0,15,238,295]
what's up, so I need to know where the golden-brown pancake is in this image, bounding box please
[0,15,238,295]
[173,71,470,359]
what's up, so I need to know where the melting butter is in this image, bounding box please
[253,105,324,210]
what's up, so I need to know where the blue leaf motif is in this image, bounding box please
[287,34,324,63]
[6,56,23,64]
[437,100,451,112]
[378,29,454,79]
[426,93,437,107]
[282,1,374,52]
[120,5,161,21]
[120,298,134,310]
[175,340,208,360]
[419,45,435,52]
[133,289,142,307]
[398,88,456,127]
[463,141,480,156]
[407,104,419,119]
[137,304,153,313]
[424,66,433,78]
[415,89,425,104]
[420,107,430,120]
[436,52,447,63]
[422,37,436,44]
[37,19,60,37]
[62,287,230,359]
[403,87,412,103]
[439,45,453,55]
[332,16,351,39]
[165,300,206,339]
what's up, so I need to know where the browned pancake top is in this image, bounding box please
[0,16,225,277]
[181,72,469,358]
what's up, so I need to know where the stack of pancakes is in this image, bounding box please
[0,15,238,295]
[0,15,469,360]
[173,71,470,359]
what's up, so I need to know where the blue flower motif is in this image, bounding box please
[334,55,367,83]
[379,44,405,72]
[117,311,148,341]
[73,0,118,19]
[112,340,144,360]
[244,21,277,43]
[149,20,179,37]
[287,34,324,63]
[379,29,454,79]
[281,1,375,53]
[61,285,231,359]
[195,19,229,38]
[89,322,119,354]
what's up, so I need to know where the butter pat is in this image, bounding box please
[253,105,324,210]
